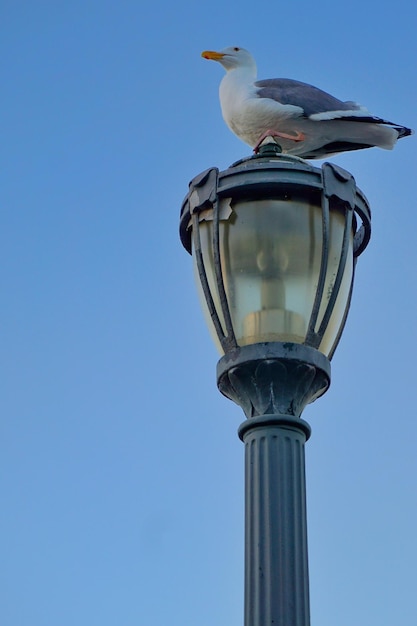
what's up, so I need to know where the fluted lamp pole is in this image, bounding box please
[179,147,371,626]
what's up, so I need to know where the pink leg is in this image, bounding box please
[253,129,306,153]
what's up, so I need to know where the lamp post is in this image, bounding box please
[179,146,371,626]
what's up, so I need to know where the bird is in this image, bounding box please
[201,46,413,159]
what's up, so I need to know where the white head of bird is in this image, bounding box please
[202,46,257,74]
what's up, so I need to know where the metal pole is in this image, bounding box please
[217,344,329,626]
[238,415,311,626]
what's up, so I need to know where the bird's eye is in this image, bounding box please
[233,47,240,51]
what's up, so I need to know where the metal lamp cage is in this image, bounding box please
[180,153,371,361]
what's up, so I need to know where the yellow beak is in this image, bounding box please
[201,50,225,61]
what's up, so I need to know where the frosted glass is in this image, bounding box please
[193,197,353,357]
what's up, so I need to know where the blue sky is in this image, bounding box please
[0,1,416,624]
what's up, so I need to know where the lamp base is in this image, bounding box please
[217,342,330,419]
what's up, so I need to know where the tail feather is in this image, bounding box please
[326,113,413,141]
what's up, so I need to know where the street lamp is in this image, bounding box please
[179,145,371,626]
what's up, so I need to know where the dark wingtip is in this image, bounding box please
[397,126,413,139]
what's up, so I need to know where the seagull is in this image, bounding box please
[201,46,413,159]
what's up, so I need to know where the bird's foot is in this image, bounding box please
[253,130,306,154]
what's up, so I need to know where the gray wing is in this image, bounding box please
[255,78,413,136]
[255,78,363,117]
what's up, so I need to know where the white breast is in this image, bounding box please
[219,71,304,147]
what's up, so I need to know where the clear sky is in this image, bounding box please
[1,2,416,625]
